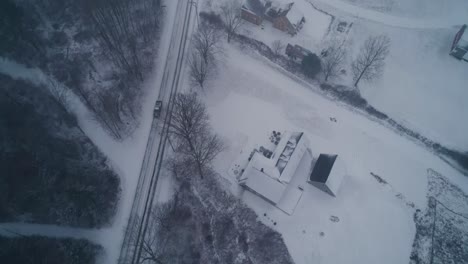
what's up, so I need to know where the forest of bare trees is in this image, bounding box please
[0,0,164,139]
[0,74,120,228]
[0,236,102,264]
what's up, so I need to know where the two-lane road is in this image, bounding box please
[118,1,196,263]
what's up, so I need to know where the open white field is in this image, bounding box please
[202,44,468,264]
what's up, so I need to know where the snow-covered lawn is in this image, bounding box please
[349,24,468,150]
[319,0,468,22]
[234,0,468,151]
[309,0,468,150]
[203,45,468,264]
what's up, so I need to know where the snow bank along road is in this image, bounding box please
[117,1,196,264]
[309,0,466,29]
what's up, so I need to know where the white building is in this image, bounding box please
[308,154,346,197]
[238,131,311,205]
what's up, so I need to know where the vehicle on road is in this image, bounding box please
[154,100,162,118]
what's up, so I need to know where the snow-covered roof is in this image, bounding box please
[239,131,311,203]
[264,0,294,18]
[249,152,281,179]
[267,0,292,10]
[285,4,304,25]
[274,132,310,183]
[326,156,346,196]
[242,0,266,16]
[241,153,286,204]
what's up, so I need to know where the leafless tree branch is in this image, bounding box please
[220,0,244,43]
[169,93,224,178]
[188,50,213,90]
[321,40,346,82]
[192,23,221,64]
[271,40,285,57]
[352,35,391,87]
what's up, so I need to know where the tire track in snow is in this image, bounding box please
[0,223,111,246]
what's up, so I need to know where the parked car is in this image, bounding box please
[154,100,162,118]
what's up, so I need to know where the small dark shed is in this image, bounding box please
[308,154,346,197]
[450,24,468,61]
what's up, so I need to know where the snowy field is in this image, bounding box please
[236,0,468,150]
[202,44,468,264]
[308,0,468,150]
[323,0,468,21]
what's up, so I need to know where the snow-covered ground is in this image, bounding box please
[202,44,468,264]
[320,0,468,22]
[308,0,468,150]
[236,0,468,151]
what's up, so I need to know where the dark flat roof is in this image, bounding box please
[309,154,337,183]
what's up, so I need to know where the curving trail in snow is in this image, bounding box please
[0,223,112,245]
[308,0,465,29]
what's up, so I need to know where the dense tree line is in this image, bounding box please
[136,165,295,264]
[0,75,120,227]
[0,0,164,139]
[0,236,102,264]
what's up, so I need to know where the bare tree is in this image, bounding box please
[188,51,213,89]
[271,40,285,57]
[352,35,391,87]
[220,0,244,43]
[137,198,195,264]
[169,93,224,178]
[193,23,221,63]
[321,40,346,82]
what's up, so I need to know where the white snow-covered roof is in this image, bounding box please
[242,0,266,16]
[249,152,280,179]
[325,156,346,196]
[239,131,312,203]
[242,153,286,204]
[286,4,304,25]
[276,132,310,183]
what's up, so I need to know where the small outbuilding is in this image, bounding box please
[308,154,346,197]
[285,43,312,61]
[450,24,468,61]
